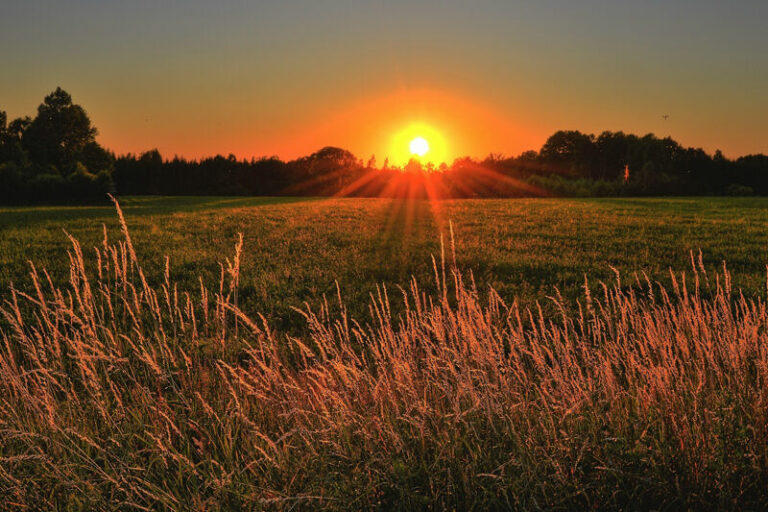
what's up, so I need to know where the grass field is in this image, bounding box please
[3,196,768,510]
[3,195,768,332]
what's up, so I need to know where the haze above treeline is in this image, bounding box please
[2,88,768,204]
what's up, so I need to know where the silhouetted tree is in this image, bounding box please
[0,88,114,203]
[23,88,99,172]
[540,130,597,177]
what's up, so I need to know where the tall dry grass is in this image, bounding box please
[1,200,768,510]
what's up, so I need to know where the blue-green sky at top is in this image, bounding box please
[1,0,766,160]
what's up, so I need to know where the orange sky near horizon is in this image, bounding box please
[84,77,762,165]
[251,89,545,166]
[80,86,549,165]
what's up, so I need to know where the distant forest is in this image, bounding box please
[2,88,767,204]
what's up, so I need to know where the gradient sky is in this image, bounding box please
[1,0,766,163]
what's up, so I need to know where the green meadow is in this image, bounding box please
[2,195,768,331]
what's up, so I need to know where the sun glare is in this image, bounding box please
[409,137,430,157]
[390,122,448,166]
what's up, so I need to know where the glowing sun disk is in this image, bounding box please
[390,123,448,166]
[410,137,430,157]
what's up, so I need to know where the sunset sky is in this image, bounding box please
[1,0,766,164]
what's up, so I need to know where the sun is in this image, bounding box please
[409,137,430,157]
[389,122,448,166]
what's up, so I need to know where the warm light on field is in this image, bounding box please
[389,122,448,167]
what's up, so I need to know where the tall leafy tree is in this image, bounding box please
[23,87,99,173]
[540,130,597,177]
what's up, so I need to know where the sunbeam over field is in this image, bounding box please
[3,0,768,508]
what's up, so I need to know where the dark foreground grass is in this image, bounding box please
[2,196,768,510]
[2,196,768,333]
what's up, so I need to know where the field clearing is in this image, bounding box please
[2,196,768,331]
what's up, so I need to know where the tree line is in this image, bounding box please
[2,88,767,204]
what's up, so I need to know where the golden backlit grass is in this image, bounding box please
[2,200,768,509]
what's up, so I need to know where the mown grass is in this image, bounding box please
[2,196,768,510]
[3,195,768,334]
